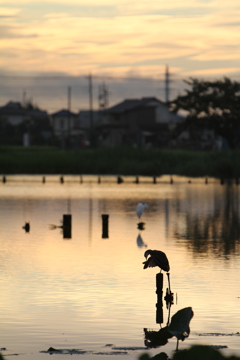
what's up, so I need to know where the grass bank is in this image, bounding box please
[0,146,239,178]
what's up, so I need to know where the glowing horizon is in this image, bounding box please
[1,0,240,111]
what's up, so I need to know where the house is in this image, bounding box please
[0,101,52,146]
[0,101,49,125]
[78,110,100,129]
[51,109,85,148]
[173,124,224,150]
[96,97,182,147]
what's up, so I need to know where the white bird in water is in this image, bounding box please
[136,203,148,219]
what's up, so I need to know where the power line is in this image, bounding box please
[0,73,181,82]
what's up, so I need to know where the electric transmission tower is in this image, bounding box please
[98,82,109,110]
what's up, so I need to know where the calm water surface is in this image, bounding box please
[1,175,240,360]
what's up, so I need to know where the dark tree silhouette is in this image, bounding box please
[170,77,240,149]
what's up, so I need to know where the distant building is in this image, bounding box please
[78,110,100,129]
[173,124,224,150]
[51,109,86,148]
[0,101,49,125]
[96,97,182,147]
[0,101,52,146]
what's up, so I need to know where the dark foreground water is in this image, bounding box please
[1,175,240,360]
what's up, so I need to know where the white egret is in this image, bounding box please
[136,203,148,219]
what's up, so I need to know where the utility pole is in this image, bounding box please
[67,86,71,148]
[22,90,26,107]
[165,65,170,104]
[88,73,93,131]
[68,86,71,112]
[88,73,94,146]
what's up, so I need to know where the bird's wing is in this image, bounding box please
[143,257,157,269]
[152,251,170,272]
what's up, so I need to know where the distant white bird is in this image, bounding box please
[136,203,148,219]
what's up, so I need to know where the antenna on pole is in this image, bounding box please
[98,82,109,111]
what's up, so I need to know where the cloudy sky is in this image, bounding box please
[1,0,240,111]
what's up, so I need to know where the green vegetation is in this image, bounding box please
[0,146,240,178]
[171,77,240,149]
[139,345,240,360]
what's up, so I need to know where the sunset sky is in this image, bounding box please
[1,0,240,111]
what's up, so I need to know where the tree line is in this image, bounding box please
[170,77,240,149]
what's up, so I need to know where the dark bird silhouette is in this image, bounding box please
[143,249,170,273]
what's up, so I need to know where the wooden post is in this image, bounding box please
[205,177,208,184]
[102,214,109,238]
[170,176,173,184]
[60,176,64,184]
[42,176,46,183]
[117,176,123,184]
[2,175,6,183]
[153,176,157,184]
[63,214,71,239]
[135,176,139,184]
[220,178,224,185]
[23,222,30,233]
[98,176,101,184]
[80,175,83,183]
[156,273,163,324]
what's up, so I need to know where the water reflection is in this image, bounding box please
[144,307,194,351]
[174,184,240,256]
[136,233,147,248]
[143,267,193,353]
[142,249,194,356]
[1,177,240,359]
[49,214,72,239]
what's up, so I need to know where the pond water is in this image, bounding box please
[1,175,240,360]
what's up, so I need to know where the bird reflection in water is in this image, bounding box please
[141,250,193,352]
[144,307,194,352]
[136,234,147,248]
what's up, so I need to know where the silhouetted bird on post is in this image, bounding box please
[143,249,170,273]
[143,249,172,304]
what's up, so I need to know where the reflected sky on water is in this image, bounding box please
[1,176,240,360]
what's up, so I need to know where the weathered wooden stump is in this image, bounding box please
[102,214,109,238]
[63,214,71,238]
